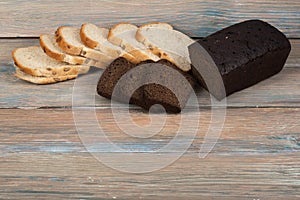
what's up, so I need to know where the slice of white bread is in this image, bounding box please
[80,23,137,63]
[139,22,174,30]
[40,34,86,65]
[136,25,195,71]
[40,34,108,68]
[15,67,77,84]
[12,46,90,77]
[56,26,114,64]
[107,23,160,63]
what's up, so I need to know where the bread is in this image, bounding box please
[56,26,114,65]
[136,25,195,71]
[15,67,77,84]
[108,23,160,63]
[190,19,291,100]
[40,34,86,65]
[12,46,90,77]
[40,34,108,68]
[97,57,146,107]
[138,22,173,30]
[143,59,196,113]
[97,57,196,113]
[80,23,136,63]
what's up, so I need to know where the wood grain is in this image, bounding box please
[1,66,300,109]
[1,39,299,66]
[0,108,299,199]
[0,0,299,37]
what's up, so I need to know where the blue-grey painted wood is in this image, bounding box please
[1,65,300,109]
[0,108,299,199]
[0,0,299,37]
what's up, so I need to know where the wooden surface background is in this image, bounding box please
[0,0,299,199]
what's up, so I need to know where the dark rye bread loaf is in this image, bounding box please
[97,57,145,107]
[190,20,291,100]
[143,60,196,113]
[97,58,195,113]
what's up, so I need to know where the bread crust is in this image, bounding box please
[108,22,159,63]
[56,26,82,55]
[12,47,90,77]
[80,24,99,49]
[40,34,86,65]
[136,27,191,71]
[139,22,173,30]
[14,67,77,84]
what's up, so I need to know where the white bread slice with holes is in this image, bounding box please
[40,34,107,68]
[12,46,90,77]
[15,67,77,84]
[136,25,195,71]
[56,26,114,65]
[80,23,137,63]
[107,23,160,63]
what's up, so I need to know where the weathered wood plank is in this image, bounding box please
[0,108,299,199]
[0,0,299,37]
[1,66,300,109]
[1,39,299,66]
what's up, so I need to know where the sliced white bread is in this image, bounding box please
[136,25,195,71]
[107,23,160,63]
[138,22,173,30]
[40,34,86,65]
[40,34,107,68]
[80,23,137,63]
[12,46,90,77]
[56,26,114,65]
[15,67,77,84]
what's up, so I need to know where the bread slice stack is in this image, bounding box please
[13,22,195,84]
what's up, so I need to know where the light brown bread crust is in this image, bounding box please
[14,67,77,84]
[138,22,173,30]
[40,34,86,65]
[80,24,99,49]
[135,30,174,61]
[56,27,83,55]
[12,47,90,77]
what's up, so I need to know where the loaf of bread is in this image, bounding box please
[97,57,196,113]
[189,20,291,100]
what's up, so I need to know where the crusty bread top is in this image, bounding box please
[108,22,160,62]
[40,34,86,65]
[136,26,195,71]
[12,46,90,77]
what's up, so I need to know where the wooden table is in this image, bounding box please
[0,1,299,199]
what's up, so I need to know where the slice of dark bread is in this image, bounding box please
[189,19,291,100]
[97,58,195,113]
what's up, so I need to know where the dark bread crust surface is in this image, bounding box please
[191,20,291,99]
